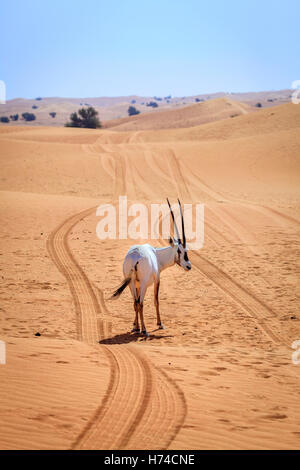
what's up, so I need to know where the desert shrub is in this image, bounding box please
[32,105,38,109]
[195,98,204,102]
[131,99,136,104]
[22,112,36,121]
[153,96,162,101]
[164,95,171,100]
[35,97,42,101]
[65,107,101,128]
[146,101,158,108]
[255,103,262,108]
[128,106,140,116]
[0,116,9,123]
[10,114,19,121]
[49,112,56,118]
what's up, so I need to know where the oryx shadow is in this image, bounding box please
[99,330,173,345]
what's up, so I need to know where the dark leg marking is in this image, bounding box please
[154,281,165,329]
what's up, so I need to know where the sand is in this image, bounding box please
[0,100,299,449]
[103,97,253,131]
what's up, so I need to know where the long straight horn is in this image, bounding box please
[177,199,186,248]
[166,198,181,242]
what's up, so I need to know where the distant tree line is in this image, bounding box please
[0,112,36,123]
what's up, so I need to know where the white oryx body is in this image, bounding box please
[123,244,159,292]
[111,199,192,336]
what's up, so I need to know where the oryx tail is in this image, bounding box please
[110,261,139,299]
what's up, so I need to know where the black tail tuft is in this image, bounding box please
[110,276,131,300]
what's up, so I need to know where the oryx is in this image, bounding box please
[111,199,191,336]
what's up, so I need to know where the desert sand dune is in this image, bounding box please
[114,101,300,142]
[103,98,252,131]
[0,101,299,449]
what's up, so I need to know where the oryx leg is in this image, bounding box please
[154,280,165,329]
[130,283,140,333]
[138,284,148,337]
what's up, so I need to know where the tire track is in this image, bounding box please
[47,206,110,344]
[167,149,192,201]
[81,141,126,201]
[190,252,287,346]
[47,208,154,449]
[155,189,288,348]
[73,344,153,450]
[162,149,294,316]
[48,150,187,448]
[183,155,300,229]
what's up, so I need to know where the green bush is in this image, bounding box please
[0,116,9,123]
[49,112,56,118]
[146,101,158,108]
[22,112,36,121]
[128,106,140,116]
[65,107,101,128]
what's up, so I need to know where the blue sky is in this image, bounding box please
[1,0,299,99]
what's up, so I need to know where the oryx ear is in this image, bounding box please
[168,237,174,246]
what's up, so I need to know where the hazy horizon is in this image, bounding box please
[5,87,294,102]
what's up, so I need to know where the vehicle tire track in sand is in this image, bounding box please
[82,141,127,201]
[47,208,154,448]
[72,344,153,450]
[47,206,111,344]
[156,199,287,348]
[190,252,287,346]
[48,200,186,447]
[182,155,300,229]
[167,149,192,201]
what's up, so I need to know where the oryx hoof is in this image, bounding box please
[158,323,166,330]
[141,330,149,337]
[131,327,140,333]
